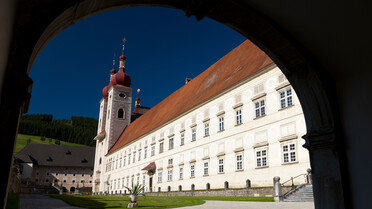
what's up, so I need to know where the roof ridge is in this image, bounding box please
[108,40,273,154]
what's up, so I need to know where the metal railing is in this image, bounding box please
[281,169,312,199]
[281,173,308,189]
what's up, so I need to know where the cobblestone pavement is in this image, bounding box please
[173,200,314,209]
[19,194,84,209]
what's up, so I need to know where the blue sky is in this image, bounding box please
[29,6,246,119]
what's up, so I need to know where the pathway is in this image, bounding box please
[174,200,314,209]
[19,194,84,209]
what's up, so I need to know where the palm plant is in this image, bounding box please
[124,183,144,203]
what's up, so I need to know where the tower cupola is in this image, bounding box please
[111,38,131,87]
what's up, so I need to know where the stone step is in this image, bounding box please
[283,184,314,202]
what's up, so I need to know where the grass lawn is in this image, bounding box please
[14,134,87,155]
[6,193,19,209]
[48,195,274,209]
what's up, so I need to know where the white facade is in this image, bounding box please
[94,85,133,192]
[93,65,310,194]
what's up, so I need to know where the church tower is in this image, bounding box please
[105,39,132,150]
[99,39,133,152]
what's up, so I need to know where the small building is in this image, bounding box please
[15,144,95,194]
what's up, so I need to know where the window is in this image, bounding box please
[191,128,196,141]
[218,159,224,173]
[123,157,126,166]
[278,74,287,83]
[236,154,243,170]
[133,153,136,163]
[255,99,265,117]
[180,133,185,145]
[283,143,297,163]
[168,169,173,181]
[169,138,174,150]
[219,117,224,131]
[158,171,162,183]
[280,88,293,109]
[179,167,183,179]
[254,83,264,94]
[159,142,164,153]
[118,108,124,119]
[203,162,209,175]
[204,123,209,136]
[256,148,268,167]
[168,158,173,165]
[128,155,131,165]
[151,145,155,156]
[144,149,147,159]
[190,165,195,178]
[236,109,242,125]
[138,151,141,161]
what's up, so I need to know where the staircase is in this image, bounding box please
[283,184,314,202]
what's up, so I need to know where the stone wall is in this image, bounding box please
[145,187,292,197]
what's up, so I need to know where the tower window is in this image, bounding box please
[118,109,125,119]
[119,93,126,98]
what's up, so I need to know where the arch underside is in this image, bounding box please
[1,0,348,208]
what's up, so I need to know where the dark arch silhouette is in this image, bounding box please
[0,1,357,209]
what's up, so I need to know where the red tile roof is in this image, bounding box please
[108,40,273,154]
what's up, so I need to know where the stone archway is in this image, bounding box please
[0,1,348,208]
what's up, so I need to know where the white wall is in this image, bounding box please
[96,66,310,194]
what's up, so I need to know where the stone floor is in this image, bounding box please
[173,200,315,209]
[19,194,84,209]
[18,194,314,209]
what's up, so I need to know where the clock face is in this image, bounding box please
[119,93,126,98]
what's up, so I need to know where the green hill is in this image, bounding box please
[18,114,98,146]
[14,134,88,155]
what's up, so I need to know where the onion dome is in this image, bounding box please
[110,67,116,74]
[110,59,116,74]
[112,68,131,87]
[102,85,108,98]
[102,82,113,98]
[119,53,126,61]
[102,38,131,97]
[111,38,131,87]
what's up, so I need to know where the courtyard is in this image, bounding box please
[16,194,314,209]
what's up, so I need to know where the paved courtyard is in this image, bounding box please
[19,194,314,209]
[174,200,314,209]
[19,194,83,209]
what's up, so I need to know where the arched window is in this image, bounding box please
[118,108,124,119]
